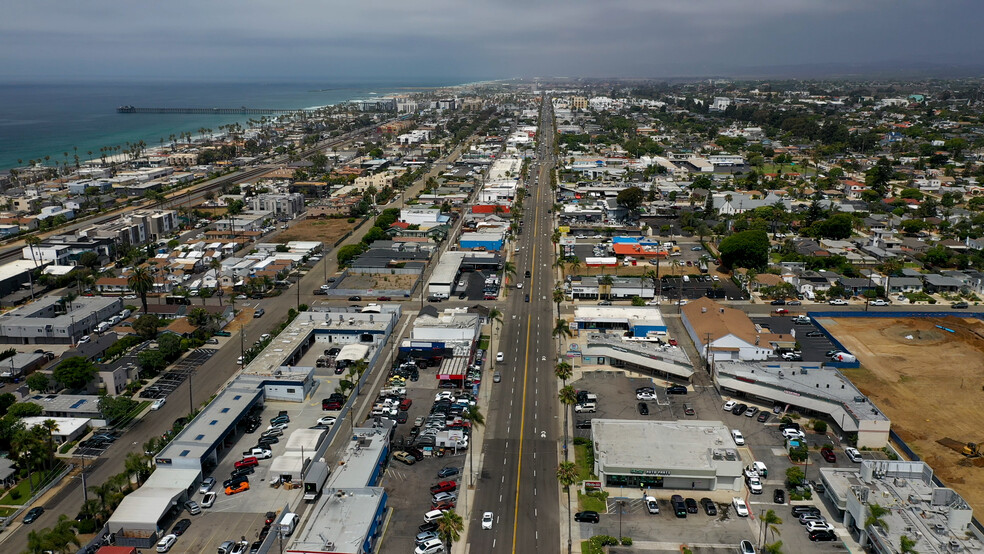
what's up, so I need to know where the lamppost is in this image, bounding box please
[617,499,626,540]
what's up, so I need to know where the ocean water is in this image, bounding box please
[0,79,458,171]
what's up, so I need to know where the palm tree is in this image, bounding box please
[557,460,578,552]
[559,385,578,461]
[552,318,572,356]
[26,528,55,554]
[567,256,582,276]
[644,268,659,300]
[555,361,573,384]
[40,419,59,469]
[127,266,154,313]
[89,481,117,518]
[50,514,81,553]
[760,509,782,548]
[598,274,615,300]
[553,287,565,313]
[502,260,516,285]
[125,451,151,486]
[11,427,39,493]
[436,509,464,552]
[865,502,889,532]
[463,405,485,492]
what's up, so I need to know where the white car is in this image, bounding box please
[732,498,749,517]
[731,429,745,446]
[201,491,216,509]
[317,416,337,427]
[267,422,289,432]
[845,447,863,462]
[747,476,763,494]
[496,352,504,362]
[723,400,737,411]
[482,511,494,530]
[259,333,271,341]
[869,299,890,306]
[739,540,755,554]
[156,534,178,552]
[78,335,91,344]
[151,398,166,411]
[434,391,457,403]
[636,391,656,401]
[806,521,834,533]
[781,428,806,440]
[828,298,848,305]
[517,282,523,289]
[644,495,659,514]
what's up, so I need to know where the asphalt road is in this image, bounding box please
[468,98,560,553]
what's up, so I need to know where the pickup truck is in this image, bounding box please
[242,448,273,459]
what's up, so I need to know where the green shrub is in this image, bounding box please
[573,437,590,446]
[10,490,20,500]
[591,535,619,547]
[813,421,827,434]
[73,518,98,533]
[621,536,633,545]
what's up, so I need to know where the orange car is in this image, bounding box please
[225,481,250,495]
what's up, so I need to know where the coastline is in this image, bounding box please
[0,79,474,173]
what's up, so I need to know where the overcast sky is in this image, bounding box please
[2,0,982,81]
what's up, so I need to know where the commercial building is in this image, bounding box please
[581,332,693,381]
[459,231,505,252]
[573,306,666,336]
[682,297,790,362]
[426,251,500,297]
[249,192,305,219]
[24,394,105,420]
[819,461,978,553]
[592,420,744,490]
[287,424,391,554]
[0,295,123,344]
[21,416,91,444]
[0,259,45,299]
[713,360,890,447]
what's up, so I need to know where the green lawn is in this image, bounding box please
[578,491,607,513]
[0,463,65,506]
[478,335,490,350]
[573,444,596,481]
[0,506,16,517]
[581,540,603,554]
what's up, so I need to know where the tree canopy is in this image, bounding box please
[52,357,98,390]
[719,229,770,270]
[616,186,645,213]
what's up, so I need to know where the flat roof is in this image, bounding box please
[575,306,666,326]
[593,419,740,472]
[285,428,325,453]
[327,426,389,490]
[21,416,90,436]
[287,487,385,554]
[583,333,693,377]
[156,384,263,463]
[714,360,889,423]
[26,394,103,414]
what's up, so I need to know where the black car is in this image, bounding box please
[806,331,824,337]
[348,296,362,301]
[952,301,969,309]
[700,497,717,516]
[685,497,699,513]
[418,521,439,533]
[811,480,826,494]
[23,506,44,524]
[637,402,649,415]
[666,385,688,395]
[774,489,785,504]
[732,403,748,416]
[458,293,467,299]
[230,467,255,481]
[809,529,837,542]
[574,511,599,523]
[575,419,592,429]
[525,270,531,278]
[405,447,425,461]
[437,466,460,478]
[770,299,786,305]
[172,518,192,536]
[670,495,687,518]
[257,436,279,447]
[791,505,820,517]
[524,294,530,302]
[223,476,249,489]
[756,412,770,423]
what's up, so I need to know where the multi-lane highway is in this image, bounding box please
[469,97,561,552]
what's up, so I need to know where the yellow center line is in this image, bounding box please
[511,151,545,553]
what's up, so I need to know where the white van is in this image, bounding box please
[108,315,122,325]
[95,322,110,333]
[279,512,298,536]
[423,509,447,523]
[120,308,132,319]
[752,461,768,477]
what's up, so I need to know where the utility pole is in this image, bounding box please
[188,370,194,413]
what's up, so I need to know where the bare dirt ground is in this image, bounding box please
[338,273,417,292]
[277,218,360,245]
[826,316,984,514]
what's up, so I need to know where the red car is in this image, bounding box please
[668,339,678,346]
[235,457,259,469]
[775,308,789,315]
[399,398,413,411]
[821,447,837,462]
[322,399,343,410]
[429,480,457,494]
[377,296,392,301]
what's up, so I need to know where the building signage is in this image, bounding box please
[629,469,671,476]
[783,390,801,397]
[155,458,172,465]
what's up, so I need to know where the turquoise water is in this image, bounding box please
[0,79,459,171]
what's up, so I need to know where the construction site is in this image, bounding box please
[824,316,984,515]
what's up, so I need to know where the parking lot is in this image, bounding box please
[570,368,857,551]
[377,354,481,552]
[752,317,838,363]
[457,269,499,301]
[140,348,218,399]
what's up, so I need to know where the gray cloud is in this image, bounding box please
[1,0,982,80]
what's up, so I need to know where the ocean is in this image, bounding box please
[0,79,459,171]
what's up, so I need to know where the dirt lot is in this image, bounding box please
[338,273,417,292]
[277,217,360,244]
[826,316,984,514]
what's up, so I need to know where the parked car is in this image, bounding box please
[574,511,600,523]
[637,402,649,415]
[671,495,687,518]
[770,299,786,305]
[666,385,688,395]
[437,466,460,478]
[201,491,216,508]
[171,518,191,536]
[348,296,362,301]
[199,477,216,494]
[723,400,737,411]
[235,457,259,469]
[845,447,863,462]
[739,540,755,554]
[156,534,178,552]
[828,298,848,305]
[645,495,659,514]
[732,403,748,416]
[756,412,770,423]
[809,529,838,542]
[732,497,749,517]
[225,481,250,495]
[821,447,837,462]
[429,481,457,494]
[773,489,785,504]
[869,299,890,306]
[685,497,698,513]
[23,506,44,524]
[700,497,717,516]
[952,301,969,309]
